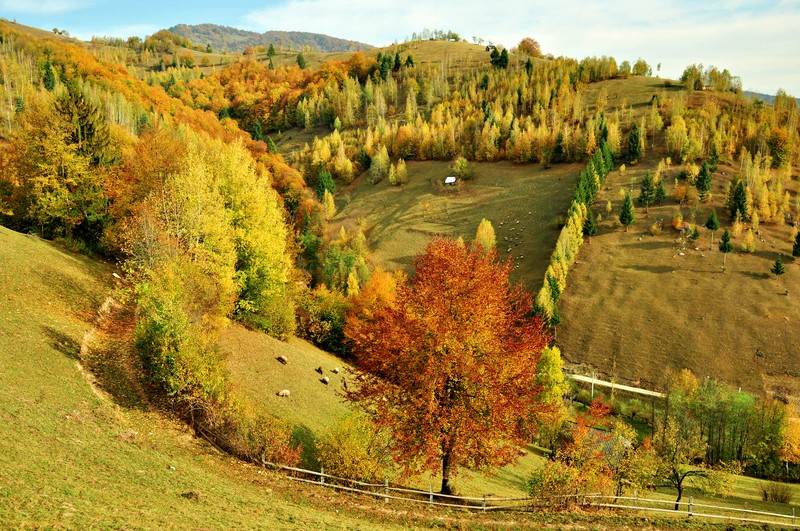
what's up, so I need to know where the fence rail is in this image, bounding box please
[265,462,799,526]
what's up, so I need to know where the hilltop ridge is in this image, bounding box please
[168,23,374,53]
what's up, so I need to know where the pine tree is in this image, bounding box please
[296,53,306,69]
[655,179,667,204]
[638,172,656,212]
[267,136,278,154]
[728,180,748,221]
[696,161,712,202]
[704,211,720,249]
[43,60,56,91]
[583,207,597,237]
[404,54,414,68]
[627,124,642,164]
[619,193,635,232]
[718,228,733,272]
[771,255,785,277]
[267,43,276,57]
[393,52,401,72]
[709,142,720,172]
[794,231,800,258]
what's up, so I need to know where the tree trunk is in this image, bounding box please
[674,483,683,511]
[440,447,452,495]
[722,252,727,272]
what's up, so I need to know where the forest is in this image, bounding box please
[1,19,799,511]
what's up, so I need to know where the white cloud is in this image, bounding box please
[0,0,88,15]
[243,0,800,95]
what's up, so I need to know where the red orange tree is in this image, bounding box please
[345,239,550,494]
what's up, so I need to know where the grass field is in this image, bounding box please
[556,149,800,399]
[333,160,581,292]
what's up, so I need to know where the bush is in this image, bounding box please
[649,221,662,236]
[315,416,392,483]
[762,481,793,504]
[450,156,474,180]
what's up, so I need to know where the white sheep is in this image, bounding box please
[276,389,290,397]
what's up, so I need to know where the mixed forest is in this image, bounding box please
[1,18,800,523]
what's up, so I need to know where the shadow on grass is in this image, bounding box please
[621,264,675,274]
[42,326,80,360]
[738,270,771,280]
[292,424,319,470]
[34,266,103,321]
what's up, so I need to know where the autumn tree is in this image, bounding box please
[517,37,542,57]
[718,228,733,272]
[474,218,496,250]
[534,346,569,452]
[704,210,720,249]
[619,193,634,231]
[345,239,550,494]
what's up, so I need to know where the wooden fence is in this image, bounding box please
[265,462,799,526]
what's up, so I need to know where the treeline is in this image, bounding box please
[0,23,310,465]
[535,140,613,325]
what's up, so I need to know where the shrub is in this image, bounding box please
[649,221,662,236]
[316,416,393,483]
[762,481,793,504]
[450,156,474,180]
[672,212,684,230]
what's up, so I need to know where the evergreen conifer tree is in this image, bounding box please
[267,136,278,154]
[719,228,733,272]
[627,124,642,163]
[583,207,597,236]
[704,211,720,249]
[296,53,306,69]
[696,161,712,201]
[771,255,785,276]
[638,172,656,212]
[393,52,401,72]
[728,180,748,221]
[793,231,800,258]
[619,193,634,232]
[655,179,667,204]
[43,60,56,91]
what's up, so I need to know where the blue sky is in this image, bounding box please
[2,0,799,96]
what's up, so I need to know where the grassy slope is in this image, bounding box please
[334,160,581,291]
[556,148,800,397]
[0,226,416,529]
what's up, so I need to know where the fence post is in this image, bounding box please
[633,489,637,509]
[744,501,748,522]
[792,507,795,525]
[482,495,486,512]
[688,496,693,517]
[384,478,388,503]
[429,484,433,505]
[320,465,325,485]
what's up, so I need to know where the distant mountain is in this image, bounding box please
[168,24,373,53]
[743,90,800,105]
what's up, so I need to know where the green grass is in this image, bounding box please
[334,160,581,292]
[0,226,417,529]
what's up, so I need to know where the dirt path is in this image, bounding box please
[77,291,153,410]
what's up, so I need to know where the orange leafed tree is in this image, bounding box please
[345,239,550,494]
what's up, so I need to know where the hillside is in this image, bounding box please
[331,160,580,291]
[556,152,800,399]
[169,23,373,53]
[0,226,412,529]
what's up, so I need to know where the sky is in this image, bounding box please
[3,0,799,96]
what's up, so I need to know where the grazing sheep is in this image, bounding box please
[276,355,288,365]
[277,389,290,397]
[332,367,340,374]
[315,366,324,374]
[320,376,330,385]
